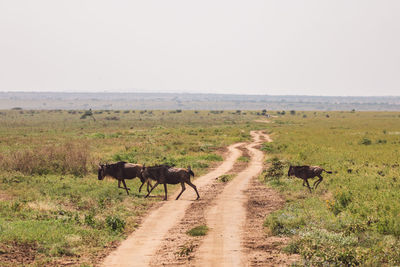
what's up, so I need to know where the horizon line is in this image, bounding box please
[1,90,399,98]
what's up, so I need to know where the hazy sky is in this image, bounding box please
[0,1,399,96]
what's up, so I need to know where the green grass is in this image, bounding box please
[261,111,400,266]
[237,156,250,162]
[186,225,209,236]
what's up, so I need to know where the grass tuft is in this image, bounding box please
[186,225,209,236]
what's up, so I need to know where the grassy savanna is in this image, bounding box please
[0,109,262,266]
[262,111,400,265]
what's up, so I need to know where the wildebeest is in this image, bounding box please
[288,165,332,192]
[97,161,152,195]
[141,165,200,201]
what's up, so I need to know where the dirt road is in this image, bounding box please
[101,131,296,267]
[194,131,267,266]
[101,142,244,267]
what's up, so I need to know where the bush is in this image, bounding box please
[106,216,126,233]
[264,157,284,181]
[360,138,372,145]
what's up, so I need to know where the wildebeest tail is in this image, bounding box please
[324,170,332,174]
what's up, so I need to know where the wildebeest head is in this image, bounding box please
[140,164,148,179]
[187,166,195,177]
[288,165,294,177]
[98,163,108,180]
[139,164,147,180]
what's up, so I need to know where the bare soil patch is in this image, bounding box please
[0,241,37,266]
[0,190,13,201]
[254,119,271,124]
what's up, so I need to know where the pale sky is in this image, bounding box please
[0,1,399,96]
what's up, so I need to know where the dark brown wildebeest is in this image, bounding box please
[97,161,152,195]
[141,165,200,201]
[288,165,332,192]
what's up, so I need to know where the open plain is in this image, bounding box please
[0,110,399,266]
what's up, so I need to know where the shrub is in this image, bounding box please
[360,138,372,145]
[264,157,284,181]
[106,216,126,233]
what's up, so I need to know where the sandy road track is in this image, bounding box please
[101,142,244,267]
[194,131,266,267]
[147,144,249,266]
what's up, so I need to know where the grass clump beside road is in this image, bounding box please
[261,111,400,266]
[186,225,209,236]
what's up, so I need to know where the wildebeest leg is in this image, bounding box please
[313,175,323,190]
[186,181,200,200]
[119,180,130,190]
[304,179,312,193]
[145,181,159,198]
[163,183,168,201]
[138,180,145,193]
[121,179,130,195]
[147,180,152,193]
[302,180,306,187]
[176,182,186,200]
